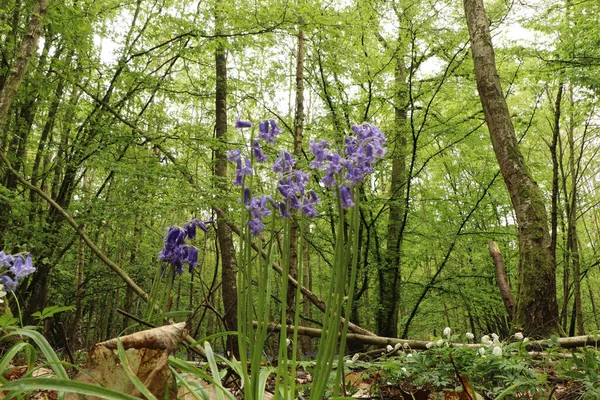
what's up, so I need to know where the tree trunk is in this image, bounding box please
[549,84,563,259]
[463,0,559,337]
[0,0,48,246]
[488,240,515,319]
[378,57,408,338]
[287,26,305,323]
[0,0,48,125]
[566,87,583,335]
[213,0,238,358]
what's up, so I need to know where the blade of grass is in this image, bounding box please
[116,339,158,400]
[0,377,141,400]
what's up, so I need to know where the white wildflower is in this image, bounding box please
[394,343,402,351]
[286,338,292,347]
[351,353,360,363]
[403,342,409,349]
[478,347,486,357]
[401,367,408,374]
[426,341,434,349]
[386,345,394,352]
[443,326,451,338]
[514,332,524,340]
[465,332,474,340]
[523,337,529,343]
[0,283,6,304]
[491,333,499,341]
[492,346,503,357]
[406,353,413,358]
[436,339,445,347]
[481,335,491,345]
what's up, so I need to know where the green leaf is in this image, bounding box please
[116,339,158,400]
[31,305,75,320]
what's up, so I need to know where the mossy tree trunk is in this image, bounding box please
[464,0,559,337]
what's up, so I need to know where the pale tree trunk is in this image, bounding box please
[464,0,559,337]
[213,0,238,358]
[0,0,48,124]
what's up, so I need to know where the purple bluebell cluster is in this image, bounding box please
[308,122,387,208]
[244,192,274,236]
[228,118,322,236]
[258,119,282,144]
[0,251,36,292]
[228,118,386,236]
[158,219,213,274]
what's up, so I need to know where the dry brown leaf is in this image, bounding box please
[66,323,187,399]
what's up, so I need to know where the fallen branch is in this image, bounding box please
[259,322,600,350]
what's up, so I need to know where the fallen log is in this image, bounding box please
[258,322,600,350]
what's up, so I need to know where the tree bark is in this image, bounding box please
[463,0,559,337]
[287,26,305,322]
[0,0,48,126]
[488,240,515,319]
[378,44,408,338]
[213,0,239,358]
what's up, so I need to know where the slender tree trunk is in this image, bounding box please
[463,0,559,337]
[288,27,305,323]
[566,87,583,335]
[586,277,599,330]
[213,0,238,358]
[549,84,563,259]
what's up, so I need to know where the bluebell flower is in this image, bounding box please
[301,190,319,218]
[233,158,253,186]
[340,185,354,209]
[279,202,291,218]
[235,118,252,128]
[246,195,272,220]
[272,151,296,174]
[248,218,265,236]
[258,119,282,144]
[184,219,213,240]
[227,149,242,162]
[252,140,268,163]
[0,251,14,267]
[1,275,18,292]
[245,195,274,236]
[10,255,35,279]
[159,223,207,273]
[309,140,330,169]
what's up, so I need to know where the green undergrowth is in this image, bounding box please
[1,319,599,399]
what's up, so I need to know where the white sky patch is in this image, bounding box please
[417,55,446,79]
[94,34,119,65]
